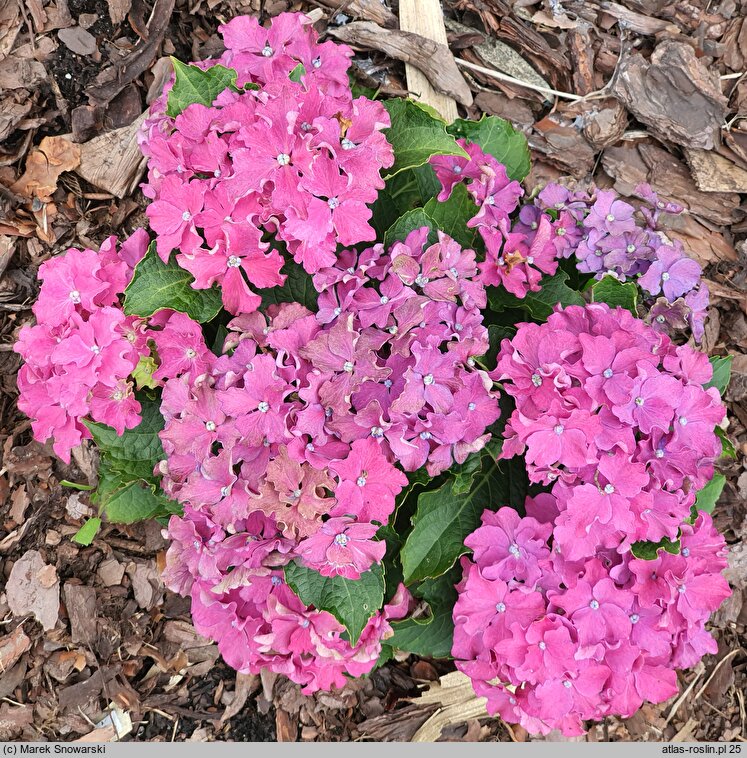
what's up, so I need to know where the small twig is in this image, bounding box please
[721,72,745,80]
[455,58,607,102]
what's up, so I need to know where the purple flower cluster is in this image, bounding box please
[431,141,559,299]
[14,232,150,462]
[139,12,394,314]
[452,303,730,735]
[534,183,708,340]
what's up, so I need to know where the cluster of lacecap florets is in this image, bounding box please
[533,183,708,341]
[158,226,499,689]
[453,303,730,735]
[431,144,707,340]
[13,231,151,462]
[139,12,394,315]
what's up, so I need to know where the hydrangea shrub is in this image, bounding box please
[15,12,734,735]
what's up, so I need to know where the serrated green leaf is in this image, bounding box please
[284,561,385,644]
[72,518,101,546]
[693,473,726,515]
[389,603,454,658]
[591,276,638,314]
[289,62,306,82]
[84,399,165,482]
[705,355,733,396]
[448,115,530,181]
[383,208,438,249]
[389,569,457,658]
[401,452,527,583]
[259,256,318,312]
[382,99,468,179]
[423,183,478,249]
[487,269,585,321]
[102,481,175,524]
[123,244,222,323]
[166,60,237,118]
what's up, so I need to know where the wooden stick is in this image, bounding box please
[398,0,458,123]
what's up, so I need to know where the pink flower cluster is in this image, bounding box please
[139,12,394,314]
[312,226,501,476]
[158,227,499,688]
[14,232,150,462]
[156,305,413,689]
[532,183,708,340]
[164,506,412,694]
[453,303,730,735]
[431,141,559,299]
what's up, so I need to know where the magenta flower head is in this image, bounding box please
[139,12,394,314]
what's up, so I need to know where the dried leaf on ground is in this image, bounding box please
[10,136,81,202]
[97,559,125,587]
[0,0,21,59]
[107,0,133,26]
[74,114,148,198]
[328,22,472,107]
[221,673,260,724]
[612,40,727,150]
[6,549,60,631]
[125,561,164,611]
[579,98,628,149]
[0,55,47,90]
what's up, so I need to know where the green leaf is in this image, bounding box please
[166,59,238,118]
[630,536,680,561]
[383,208,438,249]
[423,183,478,249]
[705,356,733,396]
[123,243,222,323]
[72,518,101,546]
[102,480,175,524]
[716,427,736,460]
[289,62,306,82]
[448,115,531,181]
[389,570,457,658]
[84,399,165,482]
[401,452,526,583]
[487,270,585,321]
[591,276,638,314]
[693,473,726,515]
[259,256,318,312]
[284,561,385,644]
[382,99,468,179]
